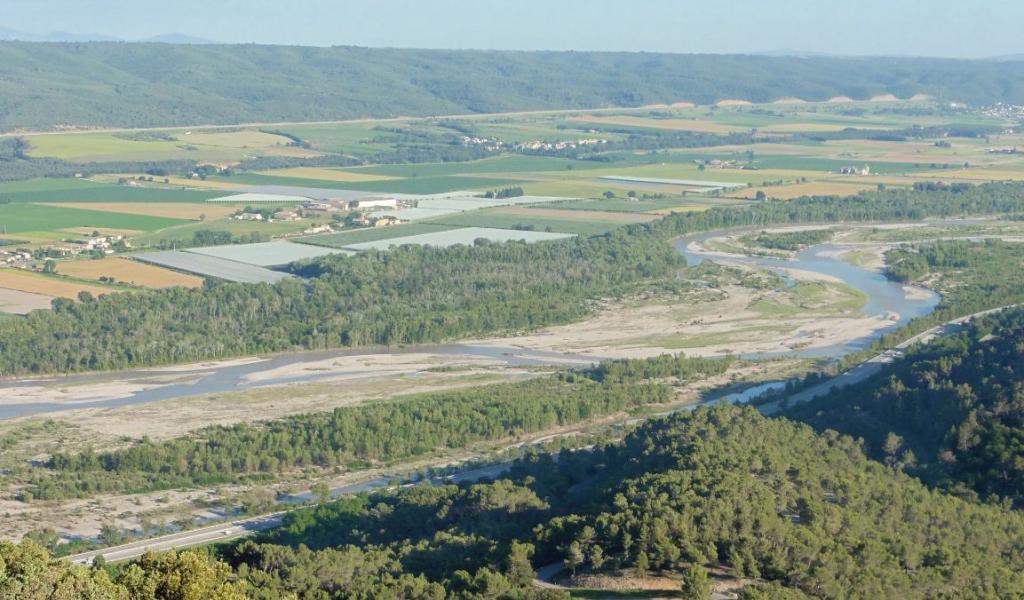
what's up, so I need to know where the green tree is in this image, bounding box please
[681,564,712,599]
[311,481,331,504]
[98,522,122,546]
[565,541,584,576]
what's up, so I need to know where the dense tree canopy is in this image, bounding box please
[197,406,1024,598]
[786,307,1024,506]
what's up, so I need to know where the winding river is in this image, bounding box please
[0,226,941,420]
[675,229,941,359]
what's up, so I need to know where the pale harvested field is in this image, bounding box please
[678,142,816,155]
[570,114,742,134]
[183,130,322,158]
[60,226,146,237]
[772,97,806,105]
[182,130,288,148]
[850,175,943,186]
[647,205,710,215]
[0,287,53,313]
[912,169,1024,181]
[731,181,875,200]
[57,257,204,288]
[49,202,238,220]
[492,206,659,223]
[0,269,114,298]
[260,167,397,182]
[828,96,854,103]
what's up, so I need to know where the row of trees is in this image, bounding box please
[36,375,676,499]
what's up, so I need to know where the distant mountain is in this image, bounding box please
[139,33,215,45]
[2,42,1024,131]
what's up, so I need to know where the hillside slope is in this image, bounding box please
[236,405,1024,598]
[3,43,1024,130]
[785,307,1024,506]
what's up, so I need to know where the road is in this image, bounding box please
[66,513,284,565]
[65,457,515,565]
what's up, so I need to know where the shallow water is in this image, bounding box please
[675,230,940,359]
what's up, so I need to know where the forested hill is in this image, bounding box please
[3,43,1024,130]
[784,308,1024,507]
[235,406,1024,598]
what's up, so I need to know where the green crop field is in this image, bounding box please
[0,180,219,203]
[0,204,187,234]
[345,155,607,177]
[543,197,702,213]
[0,178,109,194]
[425,211,621,235]
[23,129,314,163]
[297,223,463,248]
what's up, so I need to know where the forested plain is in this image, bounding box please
[1,181,1022,377]
[3,43,1024,130]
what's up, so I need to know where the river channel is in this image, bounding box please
[0,226,941,419]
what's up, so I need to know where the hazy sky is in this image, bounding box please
[2,0,1022,58]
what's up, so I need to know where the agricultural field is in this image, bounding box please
[46,202,238,220]
[343,226,575,251]
[731,181,878,200]
[487,206,658,223]
[22,129,319,163]
[0,268,118,299]
[0,203,186,235]
[426,210,626,236]
[546,197,724,213]
[0,287,53,314]
[254,167,397,182]
[2,98,1023,292]
[227,172,520,194]
[0,179,220,203]
[55,257,204,288]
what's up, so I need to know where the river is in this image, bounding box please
[0,225,941,420]
[675,229,940,359]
